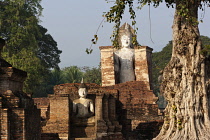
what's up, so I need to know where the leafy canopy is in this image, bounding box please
[41,66,101,96]
[105,0,210,47]
[0,0,62,96]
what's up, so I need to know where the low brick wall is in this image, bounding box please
[103,81,162,138]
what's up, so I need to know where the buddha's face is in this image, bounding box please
[78,88,87,98]
[121,35,131,48]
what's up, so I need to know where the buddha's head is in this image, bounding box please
[121,34,131,48]
[118,23,133,48]
[78,78,88,99]
[78,88,87,98]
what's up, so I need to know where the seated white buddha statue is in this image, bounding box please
[72,80,95,125]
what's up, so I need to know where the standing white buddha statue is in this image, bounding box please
[114,23,135,83]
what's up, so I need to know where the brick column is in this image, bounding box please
[42,95,69,139]
[109,95,122,133]
[134,46,153,90]
[95,93,108,138]
[1,108,10,140]
[100,46,115,86]
[10,109,25,140]
[103,94,115,133]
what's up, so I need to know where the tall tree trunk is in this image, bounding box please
[154,0,210,139]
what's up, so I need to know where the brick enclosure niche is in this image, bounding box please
[40,83,123,140]
[100,45,153,90]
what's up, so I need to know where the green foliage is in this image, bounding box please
[32,25,62,97]
[172,104,177,113]
[36,25,62,69]
[42,66,102,96]
[2,48,45,94]
[200,36,210,56]
[49,69,64,85]
[105,0,137,48]
[202,45,210,56]
[86,48,93,54]
[201,35,210,45]
[0,0,42,52]
[82,66,101,85]
[62,66,83,83]
[104,0,165,47]
[152,36,210,96]
[152,41,172,95]
[105,0,210,47]
[0,0,62,97]
[43,69,64,95]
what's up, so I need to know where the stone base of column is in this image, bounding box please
[96,120,108,138]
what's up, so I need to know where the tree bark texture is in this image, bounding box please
[154,0,210,139]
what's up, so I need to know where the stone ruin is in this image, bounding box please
[38,83,123,140]
[34,23,163,140]
[99,23,163,139]
[0,38,41,140]
[0,23,163,140]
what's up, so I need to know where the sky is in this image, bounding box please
[40,0,210,68]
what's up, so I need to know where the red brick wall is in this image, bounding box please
[100,46,115,86]
[1,108,10,140]
[104,81,162,138]
[0,67,26,95]
[42,95,69,137]
[38,82,162,139]
[25,106,41,140]
[9,109,25,140]
[41,133,60,140]
[33,97,49,120]
[0,56,41,140]
[134,46,153,90]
